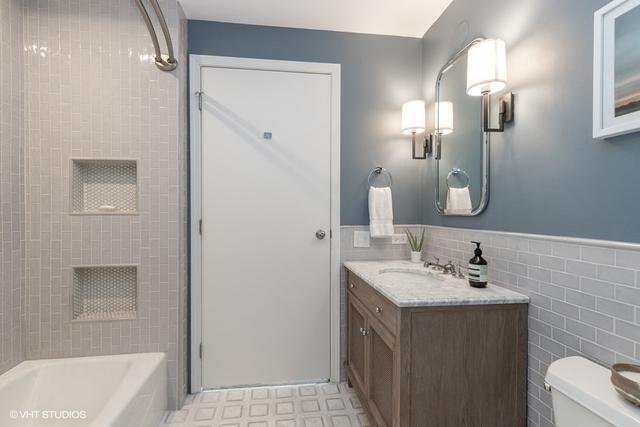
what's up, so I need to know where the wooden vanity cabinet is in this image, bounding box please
[346,269,528,427]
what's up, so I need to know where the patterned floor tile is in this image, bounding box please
[221,404,243,419]
[299,385,318,397]
[161,382,367,427]
[330,414,353,427]
[276,401,295,415]
[276,387,294,399]
[249,403,269,417]
[225,389,246,401]
[326,397,346,411]
[251,388,270,400]
[193,407,215,421]
[201,391,221,404]
[301,399,321,413]
[320,383,340,395]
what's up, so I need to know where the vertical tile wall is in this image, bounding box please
[424,225,640,427]
[177,2,189,403]
[22,0,187,408]
[0,0,25,376]
[339,225,422,378]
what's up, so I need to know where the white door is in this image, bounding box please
[199,63,333,388]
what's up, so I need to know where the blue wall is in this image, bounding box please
[189,21,424,225]
[421,0,640,243]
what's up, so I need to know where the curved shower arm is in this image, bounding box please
[149,0,176,65]
[133,0,177,71]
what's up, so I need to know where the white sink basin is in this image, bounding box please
[377,268,445,283]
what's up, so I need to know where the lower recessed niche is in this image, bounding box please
[72,266,137,321]
[71,159,138,214]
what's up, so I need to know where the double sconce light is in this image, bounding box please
[402,38,514,160]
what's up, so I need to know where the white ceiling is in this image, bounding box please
[179,0,453,38]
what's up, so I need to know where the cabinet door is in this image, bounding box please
[347,293,368,393]
[367,316,396,427]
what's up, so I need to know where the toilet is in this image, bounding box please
[546,356,640,427]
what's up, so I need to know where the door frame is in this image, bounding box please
[189,54,341,392]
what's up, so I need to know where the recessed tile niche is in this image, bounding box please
[71,159,138,214]
[72,266,138,321]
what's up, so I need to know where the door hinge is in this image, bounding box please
[196,91,203,111]
[199,343,203,359]
[199,219,202,235]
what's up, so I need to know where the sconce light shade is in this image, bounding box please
[466,38,507,96]
[435,101,454,135]
[401,100,426,135]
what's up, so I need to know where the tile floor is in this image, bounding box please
[162,382,370,427]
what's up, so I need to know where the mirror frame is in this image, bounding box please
[434,37,490,216]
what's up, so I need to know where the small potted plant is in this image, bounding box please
[405,228,425,263]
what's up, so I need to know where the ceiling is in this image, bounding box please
[179,0,453,38]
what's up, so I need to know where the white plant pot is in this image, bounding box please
[410,251,422,263]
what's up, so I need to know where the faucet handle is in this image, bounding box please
[456,263,465,278]
[443,260,455,274]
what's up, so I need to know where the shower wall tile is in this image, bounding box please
[0,0,25,376]
[423,225,640,427]
[177,2,189,404]
[23,0,187,408]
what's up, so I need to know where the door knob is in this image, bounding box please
[316,229,326,240]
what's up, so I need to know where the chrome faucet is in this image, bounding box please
[425,257,457,275]
[424,256,443,271]
[442,260,456,275]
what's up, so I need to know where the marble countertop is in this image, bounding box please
[344,260,529,308]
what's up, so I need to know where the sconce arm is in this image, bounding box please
[482,92,514,133]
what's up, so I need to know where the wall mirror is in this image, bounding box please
[434,38,490,216]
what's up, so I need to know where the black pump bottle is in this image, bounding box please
[468,241,488,288]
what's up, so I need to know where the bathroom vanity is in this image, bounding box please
[344,261,529,427]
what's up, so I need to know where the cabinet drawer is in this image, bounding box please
[348,272,398,334]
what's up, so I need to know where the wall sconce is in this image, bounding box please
[433,101,453,160]
[466,38,514,132]
[435,101,453,135]
[401,100,430,159]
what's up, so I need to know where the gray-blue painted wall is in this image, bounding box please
[421,0,640,243]
[189,21,425,225]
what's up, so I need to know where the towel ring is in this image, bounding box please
[368,166,393,188]
[446,168,470,189]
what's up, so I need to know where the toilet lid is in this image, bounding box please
[546,357,640,427]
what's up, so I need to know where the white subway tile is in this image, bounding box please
[581,277,615,298]
[616,320,640,342]
[566,260,597,278]
[539,255,565,272]
[598,265,635,286]
[597,297,635,322]
[596,330,635,357]
[616,249,640,270]
[581,246,615,265]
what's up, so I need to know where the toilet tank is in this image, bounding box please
[545,356,640,427]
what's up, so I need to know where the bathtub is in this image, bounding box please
[0,352,167,427]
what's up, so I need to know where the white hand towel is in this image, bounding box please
[369,187,394,238]
[446,186,472,214]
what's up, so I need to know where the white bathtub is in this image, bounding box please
[0,352,167,427]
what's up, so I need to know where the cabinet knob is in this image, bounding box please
[360,327,369,336]
[375,306,382,314]
[349,283,355,289]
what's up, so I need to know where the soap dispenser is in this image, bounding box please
[468,241,488,288]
